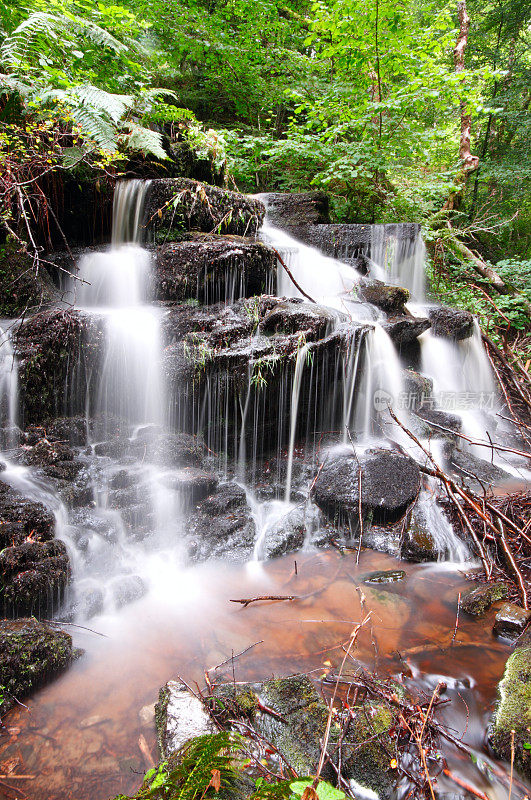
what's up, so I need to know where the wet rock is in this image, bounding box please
[287,222,419,260]
[428,306,474,340]
[403,369,433,411]
[110,575,146,608]
[154,235,276,303]
[415,406,462,435]
[0,480,55,549]
[359,281,410,314]
[363,569,406,584]
[261,297,336,338]
[26,416,88,447]
[256,504,312,560]
[314,446,421,525]
[449,449,510,489]
[490,645,531,778]
[493,603,531,639]
[401,524,438,563]
[72,587,104,619]
[383,314,431,346]
[340,701,396,798]
[144,179,265,242]
[156,680,216,757]
[164,296,366,458]
[162,468,218,505]
[15,308,104,425]
[261,191,329,228]
[461,581,509,616]
[187,483,256,563]
[0,618,74,717]
[0,247,58,317]
[0,539,69,616]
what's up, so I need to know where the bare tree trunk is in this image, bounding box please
[444,0,479,211]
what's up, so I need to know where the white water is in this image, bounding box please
[370,224,426,301]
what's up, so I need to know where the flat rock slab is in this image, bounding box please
[157,680,216,757]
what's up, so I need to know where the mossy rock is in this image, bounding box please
[0,247,57,317]
[461,581,510,616]
[341,702,396,798]
[0,618,74,717]
[490,645,531,777]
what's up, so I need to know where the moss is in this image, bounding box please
[491,646,531,777]
[0,619,74,716]
[342,702,396,798]
[461,581,510,616]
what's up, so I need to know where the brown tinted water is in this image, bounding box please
[0,550,521,800]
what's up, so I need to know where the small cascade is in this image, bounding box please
[111,179,151,246]
[0,322,18,449]
[369,224,426,301]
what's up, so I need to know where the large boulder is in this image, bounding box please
[144,179,265,242]
[428,306,474,340]
[0,618,74,717]
[153,234,277,303]
[14,308,104,425]
[314,446,421,525]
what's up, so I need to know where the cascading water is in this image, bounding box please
[369,223,426,301]
[0,322,18,449]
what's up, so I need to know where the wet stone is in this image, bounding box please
[428,306,474,340]
[363,569,406,584]
[359,281,410,314]
[156,680,216,757]
[493,603,531,639]
[461,581,509,617]
[0,618,74,717]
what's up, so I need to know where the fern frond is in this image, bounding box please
[0,72,32,96]
[121,122,167,159]
[68,84,133,123]
[0,12,59,69]
[72,17,126,53]
[68,104,118,151]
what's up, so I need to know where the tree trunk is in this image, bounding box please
[444,0,479,211]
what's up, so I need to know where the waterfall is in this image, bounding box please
[0,322,18,449]
[369,224,426,301]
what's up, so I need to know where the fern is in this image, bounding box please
[122,122,167,160]
[143,732,244,800]
[69,85,134,124]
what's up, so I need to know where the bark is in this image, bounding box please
[444,1,479,211]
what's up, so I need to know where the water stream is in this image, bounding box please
[0,183,529,800]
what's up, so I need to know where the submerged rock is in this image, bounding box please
[490,644,531,778]
[144,178,265,242]
[154,235,276,303]
[314,446,421,525]
[0,618,74,717]
[428,306,474,340]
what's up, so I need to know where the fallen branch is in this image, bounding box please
[229,595,297,607]
[272,248,317,304]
